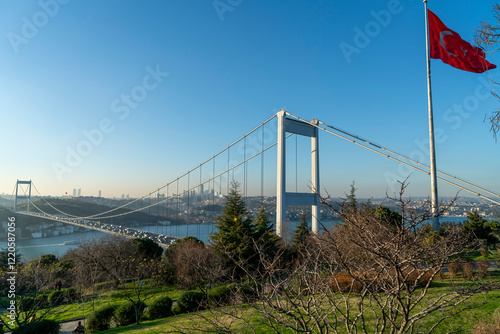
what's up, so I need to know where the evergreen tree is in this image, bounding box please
[463,211,500,246]
[210,182,255,270]
[345,182,358,212]
[291,212,310,253]
[374,206,403,229]
[253,206,279,256]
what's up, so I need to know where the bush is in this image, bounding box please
[463,261,474,279]
[63,287,79,302]
[86,304,118,333]
[331,272,364,292]
[146,296,173,320]
[477,260,490,278]
[47,290,64,305]
[18,297,35,312]
[12,320,60,334]
[235,281,259,302]
[35,294,49,308]
[176,291,207,313]
[114,301,146,326]
[447,261,462,278]
[208,285,232,306]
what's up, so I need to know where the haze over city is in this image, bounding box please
[1,0,499,201]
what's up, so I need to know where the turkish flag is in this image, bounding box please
[428,9,496,73]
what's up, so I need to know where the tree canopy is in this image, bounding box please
[463,210,499,246]
[210,182,255,268]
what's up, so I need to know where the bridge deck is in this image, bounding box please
[15,212,178,248]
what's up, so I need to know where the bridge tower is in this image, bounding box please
[276,110,320,237]
[15,180,32,212]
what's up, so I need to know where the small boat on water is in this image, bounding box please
[62,240,80,245]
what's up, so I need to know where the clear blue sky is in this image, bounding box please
[1,0,499,201]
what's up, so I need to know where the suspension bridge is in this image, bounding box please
[11,110,500,246]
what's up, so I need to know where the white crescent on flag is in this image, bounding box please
[439,31,457,57]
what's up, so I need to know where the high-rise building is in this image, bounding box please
[78,189,81,197]
[98,190,102,198]
[72,189,76,197]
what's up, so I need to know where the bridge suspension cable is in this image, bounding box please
[286,112,500,206]
[23,114,279,220]
[17,111,499,222]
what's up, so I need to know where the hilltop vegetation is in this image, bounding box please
[1,182,499,333]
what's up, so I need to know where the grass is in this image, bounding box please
[92,274,500,334]
[3,272,499,333]
[43,283,189,323]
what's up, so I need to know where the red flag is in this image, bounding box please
[428,9,496,73]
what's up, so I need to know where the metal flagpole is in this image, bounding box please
[424,0,440,230]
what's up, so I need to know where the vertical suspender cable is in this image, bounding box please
[176,179,179,237]
[261,123,265,204]
[198,165,203,205]
[295,134,298,193]
[227,146,230,194]
[244,136,247,200]
[213,157,216,220]
[186,173,190,236]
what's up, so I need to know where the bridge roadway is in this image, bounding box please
[15,212,178,248]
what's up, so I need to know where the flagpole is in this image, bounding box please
[424,0,440,230]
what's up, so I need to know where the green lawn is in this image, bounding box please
[95,276,500,333]
[3,273,499,333]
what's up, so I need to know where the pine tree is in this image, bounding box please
[291,212,310,252]
[253,206,279,256]
[210,182,255,269]
[345,182,358,213]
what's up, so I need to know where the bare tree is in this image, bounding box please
[170,182,498,333]
[170,239,226,289]
[0,258,61,333]
[64,236,132,290]
[475,3,500,140]
[116,257,162,325]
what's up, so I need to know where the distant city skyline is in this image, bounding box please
[1,0,499,202]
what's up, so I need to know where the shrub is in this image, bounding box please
[208,285,232,306]
[401,268,435,287]
[447,261,462,278]
[114,301,146,326]
[463,261,474,279]
[331,272,365,292]
[477,260,490,278]
[146,296,173,320]
[86,304,118,333]
[235,281,259,302]
[47,290,64,305]
[176,291,206,313]
[12,320,60,334]
[35,294,49,308]
[63,287,79,302]
[172,304,183,315]
[18,297,35,312]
